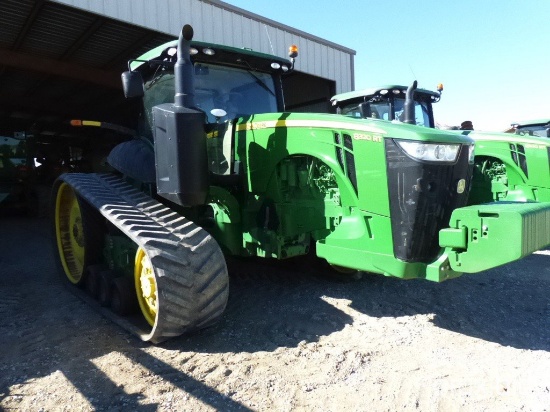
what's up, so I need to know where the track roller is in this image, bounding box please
[98,270,117,307]
[111,277,139,316]
[84,264,104,298]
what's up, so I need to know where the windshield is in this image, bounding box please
[340,97,431,127]
[515,125,550,138]
[143,63,279,130]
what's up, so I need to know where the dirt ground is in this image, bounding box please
[0,214,549,412]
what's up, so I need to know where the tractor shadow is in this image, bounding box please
[172,252,549,353]
[170,256,356,352]
[341,255,550,351]
[0,216,254,411]
[1,215,547,410]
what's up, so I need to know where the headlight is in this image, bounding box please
[395,140,461,162]
[468,144,475,164]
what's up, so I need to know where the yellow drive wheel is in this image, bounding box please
[55,182,87,284]
[135,247,158,326]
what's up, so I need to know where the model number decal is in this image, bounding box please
[525,144,546,149]
[243,122,268,130]
[353,133,383,142]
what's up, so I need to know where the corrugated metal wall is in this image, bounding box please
[49,0,355,94]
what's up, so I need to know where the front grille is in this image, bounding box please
[510,143,528,177]
[334,133,358,194]
[385,139,473,263]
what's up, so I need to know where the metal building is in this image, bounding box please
[0,0,355,137]
[51,0,356,112]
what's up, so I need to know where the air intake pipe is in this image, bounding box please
[152,24,209,207]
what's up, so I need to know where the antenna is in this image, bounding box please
[408,63,417,81]
[264,24,275,55]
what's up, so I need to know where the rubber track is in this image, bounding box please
[58,173,229,343]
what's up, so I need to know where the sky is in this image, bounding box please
[222,0,550,131]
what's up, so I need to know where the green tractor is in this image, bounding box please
[0,155,31,213]
[330,83,550,204]
[0,134,38,215]
[52,26,550,343]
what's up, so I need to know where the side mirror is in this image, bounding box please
[358,102,371,119]
[121,71,144,98]
[211,108,227,122]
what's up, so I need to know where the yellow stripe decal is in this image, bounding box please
[82,120,102,127]
[472,134,550,147]
[235,119,387,134]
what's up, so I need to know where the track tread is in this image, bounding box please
[57,173,229,343]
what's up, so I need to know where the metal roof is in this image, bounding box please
[0,0,174,135]
[0,0,356,138]
[53,0,356,94]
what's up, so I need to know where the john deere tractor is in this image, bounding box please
[331,83,550,204]
[52,26,550,343]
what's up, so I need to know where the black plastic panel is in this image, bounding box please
[385,139,473,262]
[152,103,208,207]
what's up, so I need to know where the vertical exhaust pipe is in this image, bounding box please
[174,24,195,108]
[403,80,417,125]
[152,24,209,207]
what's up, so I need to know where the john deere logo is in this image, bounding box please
[457,179,466,194]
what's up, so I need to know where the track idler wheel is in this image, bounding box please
[134,247,157,327]
[53,181,102,285]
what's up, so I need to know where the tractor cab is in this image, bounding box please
[118,26,298,206]
[330,84,442,128]
[125,40,294,132]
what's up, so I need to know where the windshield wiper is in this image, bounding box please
[245,70,275,96]
[236,58,275,97]
[146,65,167,90]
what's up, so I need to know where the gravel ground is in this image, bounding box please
[0,214,549,411]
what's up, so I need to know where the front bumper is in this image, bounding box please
[439,201,550,273]
[316,201,550,282]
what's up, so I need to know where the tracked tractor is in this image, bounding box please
[331,83,550,204]
[52,25,550,343]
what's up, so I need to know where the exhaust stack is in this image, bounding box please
[174,24,196,108]
[403,80,418,125]
[152,24,209,207]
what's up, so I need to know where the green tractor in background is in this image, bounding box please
[51,25,550,343]
[0,133,38,215]
[331,83,550,205]
[508,118,550,137]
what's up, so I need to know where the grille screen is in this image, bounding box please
[334,133,357,194]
